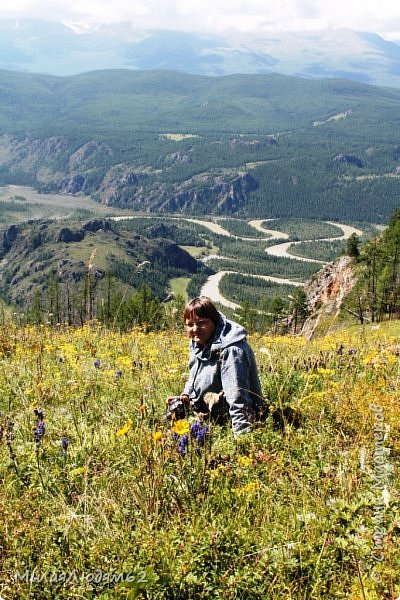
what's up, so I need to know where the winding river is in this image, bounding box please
[111,212,363,310]
[1,186,363,310]
[197,219,363,310]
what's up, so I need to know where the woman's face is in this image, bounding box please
[185,316,216,345]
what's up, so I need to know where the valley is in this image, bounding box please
[1,27,400,600]
[0,185,370,312]
[191,219,363,308]
[0,184,120,221]
[1,70,400,226]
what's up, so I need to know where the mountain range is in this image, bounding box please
[1,67,400,223]
[1,19,400,88]
[1,20,400,316]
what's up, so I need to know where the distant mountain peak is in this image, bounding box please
[1,18,400,87]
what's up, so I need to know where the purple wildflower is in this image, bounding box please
[190,421,209,446]
[61,436,69,458]
[93,358,101,368]
[178,434,189,457]
[190,422,202,437]
[33,409,45,449]
[195,425,209,446]
[115,369,123,381]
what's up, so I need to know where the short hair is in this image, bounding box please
[183,297,220,327]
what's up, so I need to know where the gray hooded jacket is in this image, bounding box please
[183,313,263,435]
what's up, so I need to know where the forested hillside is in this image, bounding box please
[0,69,400,221]
[0,216,199,327]
[343,208,400,323]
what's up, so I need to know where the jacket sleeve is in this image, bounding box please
[182,350,197,398]
[220,344,257,435]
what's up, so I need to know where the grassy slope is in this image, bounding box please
[0,318,398,598]
[169,276,190,299]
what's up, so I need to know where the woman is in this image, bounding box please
[169,297,264,436]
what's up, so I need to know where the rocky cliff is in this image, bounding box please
[301,256,356,339]
[0,134,257,215]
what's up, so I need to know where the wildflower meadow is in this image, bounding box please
[0,320,399,599]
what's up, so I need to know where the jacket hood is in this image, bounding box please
[191,313,247,358]
[212,313,247,348]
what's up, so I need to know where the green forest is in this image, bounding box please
[0,204,397,335]
[0,69,400,222]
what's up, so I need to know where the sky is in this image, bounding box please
[1,0,400,41]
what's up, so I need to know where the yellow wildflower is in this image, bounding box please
[115,355,133,370]
[69,467,87,478]
[116,418,133,436]
[363,351,379,365]
[238,455,253,467]
[232,482,260,495]
[172,420,190,436]
[316,367,335,376]
[304,373,319,382]
[153,431,163,441]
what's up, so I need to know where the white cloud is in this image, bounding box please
[0,0,400,40]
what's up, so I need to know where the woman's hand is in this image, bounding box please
[166,394,190,406]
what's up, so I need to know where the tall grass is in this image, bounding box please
[0,321,398,599]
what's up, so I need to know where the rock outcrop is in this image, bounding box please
[57,175,86,194]
[0,134,260,215]
[333,154,363,168]
[158,173,258,214]
[0,224,21,257]
[301,256,355,339]
[82,219,113,233]
[55,227,85,243]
